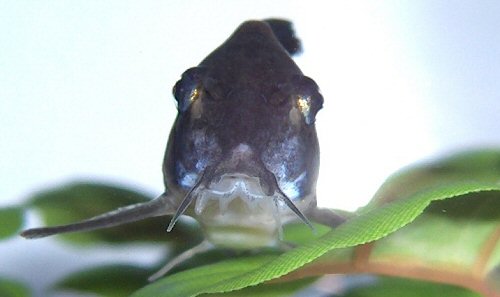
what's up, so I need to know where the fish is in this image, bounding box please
[21,19,345,281]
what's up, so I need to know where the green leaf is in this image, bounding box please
[370,149,500,207]
[206,277,316,297]
[133,255,276,297]
[26,182,202,245]
[295,190,500,297]
[341,276,481,297]
[283,222,331,245]
[0,207,24,240]
[371,192,500,270]
[54,264,151,297]
[55,253,307,297]
[132,183,500,297]
[0,278,31,297]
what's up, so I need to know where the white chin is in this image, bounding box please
[193,173,285,248]
[195,173,272,215]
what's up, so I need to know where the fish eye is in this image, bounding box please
[290,75,323,125]
[185,86,202,105]
[296,95,312,124]
[173,67,206,112]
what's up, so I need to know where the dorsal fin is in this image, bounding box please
[264,19,302,56]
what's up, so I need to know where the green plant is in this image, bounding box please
[2,149,500,297]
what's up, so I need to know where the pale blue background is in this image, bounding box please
[1,1,500,296]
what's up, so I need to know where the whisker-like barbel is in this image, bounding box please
[167,172,206,232]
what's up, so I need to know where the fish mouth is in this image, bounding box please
[194,173,272,216]
[166,166,314,242]
[193,173,305,249]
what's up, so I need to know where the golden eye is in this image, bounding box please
[190,87,202,103]
[188,87,204,119]
[296,95,312,124]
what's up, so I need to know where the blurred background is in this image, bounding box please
[1,1,499,296]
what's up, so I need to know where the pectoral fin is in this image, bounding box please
[21,192,176,239]
[307,207,350,228]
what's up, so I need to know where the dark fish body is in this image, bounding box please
[21,19,343,279]
[163,20,324,247]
